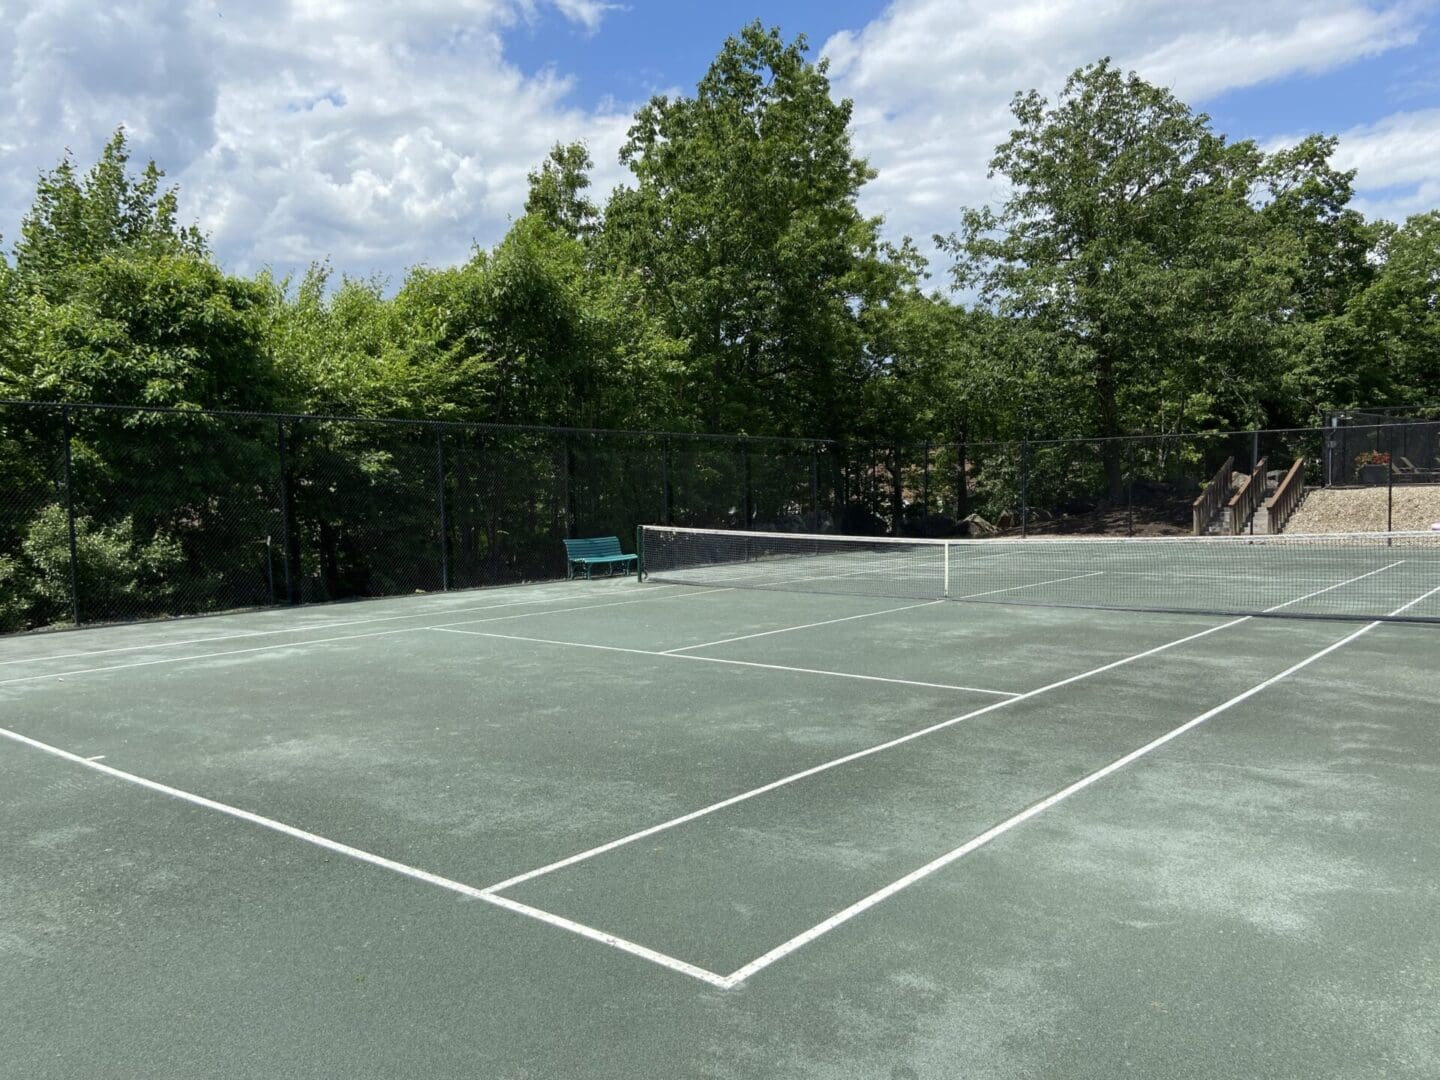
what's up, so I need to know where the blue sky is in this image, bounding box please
[511,2,1439,145]
[2,1,1437,286]
[504,2,886,102]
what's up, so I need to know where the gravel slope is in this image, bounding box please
[1285,486,1440,533]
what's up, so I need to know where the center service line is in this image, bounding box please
[720,580,1440,986]
[481,563,1404,897]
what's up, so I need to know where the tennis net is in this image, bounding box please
[637,526,1440,623]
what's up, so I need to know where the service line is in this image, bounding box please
[430,627,1020,697]
[0,585,683,669]
[720,579,1440,986]
[0,586,730,688]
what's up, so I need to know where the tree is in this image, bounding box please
[600,21,913,439]
[1261,136,1385,421]
[1351,212,1440,404]
[12,128,206,300]
[3,128,278,412]
[524,143,600,241]
[939,60,1293,497]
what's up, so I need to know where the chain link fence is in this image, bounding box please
[0,401,836,632]
[843,420,1433,539]
[4,400,1438,633]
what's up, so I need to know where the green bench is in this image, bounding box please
[562,536,638,580]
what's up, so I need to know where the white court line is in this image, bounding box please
[955,570,1105,600]
[0,587,731,689]
[478,891,730,988]
[1262,561,1404,611]
[0,724,729,988]
[480,615,1251,896]
[0,625,428,688]
[4,562,1416,991]
[430,627,1020,697]
[0,586,681,669]
[662,599,944,654]
[481,562,1404,897]
[720,579,1440,986]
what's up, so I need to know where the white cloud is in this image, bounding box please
[1328,106,1440,222]
[821,0,1428,282]
[1,0,1431,289]
[0,0,634,283]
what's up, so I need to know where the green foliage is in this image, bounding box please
[1350,212,1440,403]
[0,554,30,633]
[525,143,600,241]
[21,504,183,622]
[5,251,278,410]
[601,21,913,439]
[940,60,1291,452]
[13,129,207,299]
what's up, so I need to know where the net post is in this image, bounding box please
[635,525,644,583]
[942,541,950,598]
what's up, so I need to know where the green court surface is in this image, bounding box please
[3,575,1438,1079]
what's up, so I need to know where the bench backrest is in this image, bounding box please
[563,536,626,559]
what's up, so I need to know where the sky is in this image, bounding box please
[1,0,1437,290]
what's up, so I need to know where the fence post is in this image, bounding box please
[1125,442,1134,536]
[741,443,753,528]
[809,445,820,530]
[562,435,573,538]
[435,430,450,591]
[662,436,672,526]
[277,419,294,604]
[921,440,931,528]
[60,406,81,627]
[1387,448,1394,534]
[1020,440,1029,538]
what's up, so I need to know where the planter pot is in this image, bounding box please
[1358,463,1389,484]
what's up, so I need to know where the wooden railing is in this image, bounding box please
[1261,458,1306,535]
[1224,457,1268,535]
[1192,456,1234,535]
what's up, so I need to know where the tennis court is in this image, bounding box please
[4,529,1438,1079]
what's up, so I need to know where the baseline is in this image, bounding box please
[0,724,731,989]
